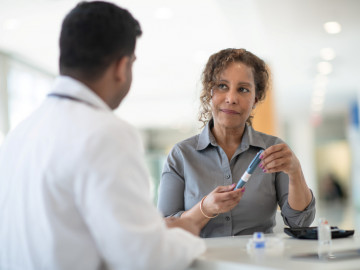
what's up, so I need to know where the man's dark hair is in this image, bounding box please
[59,1,142,80]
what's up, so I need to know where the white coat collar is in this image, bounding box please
[49,76,112,111]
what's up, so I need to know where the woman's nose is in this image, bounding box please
[225,89,238,104]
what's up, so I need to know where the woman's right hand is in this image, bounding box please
[202,184,245,217]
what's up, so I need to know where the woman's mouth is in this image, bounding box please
[220,109,239,115]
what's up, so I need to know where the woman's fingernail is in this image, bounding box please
[242,188,246,192]
[259,163,263,168]
[260,154,264,159]
[263,169,267,173]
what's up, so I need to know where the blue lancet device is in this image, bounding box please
[235,150,264,190]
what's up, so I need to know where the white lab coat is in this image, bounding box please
[0,76,205,270]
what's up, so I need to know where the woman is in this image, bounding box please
[157,48,315,238]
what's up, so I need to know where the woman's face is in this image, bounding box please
[211,61,257,131]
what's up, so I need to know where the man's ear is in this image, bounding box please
[114,56,130,82]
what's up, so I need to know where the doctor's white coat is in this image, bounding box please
[0,76,205,270]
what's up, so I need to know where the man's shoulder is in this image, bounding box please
[84,111,139,142]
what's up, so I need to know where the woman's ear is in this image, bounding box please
[252,97,258,109]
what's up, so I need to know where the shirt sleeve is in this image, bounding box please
[275,171,316,227]
[74,122,205,270]
[157,145,186,218]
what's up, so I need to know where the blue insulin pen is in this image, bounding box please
[235,149,264,190]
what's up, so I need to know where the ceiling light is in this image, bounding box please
[317,62,332,75]
[323,21,341,34]
[320,48,336,61]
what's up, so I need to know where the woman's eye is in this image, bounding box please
[239,87,249,93]
[217,84,228,90]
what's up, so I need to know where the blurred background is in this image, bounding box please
[1,0,360,230]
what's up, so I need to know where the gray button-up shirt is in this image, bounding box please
[158,121,315,238]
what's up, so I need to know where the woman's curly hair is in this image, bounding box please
[198,48,270,127]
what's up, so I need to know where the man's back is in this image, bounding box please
[0,77,131,269]
[0,76,205,270]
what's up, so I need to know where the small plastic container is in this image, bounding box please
[318,218,332,259]
[246,232,284,259]
[253,232,265,248]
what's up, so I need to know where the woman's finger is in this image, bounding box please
[214,184,236,193]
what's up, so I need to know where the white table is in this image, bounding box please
[188,233,360,270]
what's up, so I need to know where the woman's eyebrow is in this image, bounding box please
[217,79,253,87]
[237,82,253,87]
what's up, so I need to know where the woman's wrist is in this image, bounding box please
[288,167,305,185]
[199,195,219,219]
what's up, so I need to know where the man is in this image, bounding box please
[0,2,205,270]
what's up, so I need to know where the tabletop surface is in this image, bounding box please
[188,232,360,270]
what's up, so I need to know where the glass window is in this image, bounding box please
[7,60,54,131]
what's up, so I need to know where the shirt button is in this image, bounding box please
[225,216,231,221]
[225,174,230,179]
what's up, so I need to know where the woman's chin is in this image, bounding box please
[216,120,245,130]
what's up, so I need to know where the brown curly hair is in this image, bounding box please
[198,48,270,127]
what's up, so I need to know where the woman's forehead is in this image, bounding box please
[215,60,251,74]
[214,61,254,81]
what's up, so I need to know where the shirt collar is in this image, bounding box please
[196,119,267,151]
[196,119,216,150]
[49,76,112,111]
[242,124,267,150]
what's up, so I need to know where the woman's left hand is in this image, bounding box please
[259,143,301,178]
[260,143,312,211]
